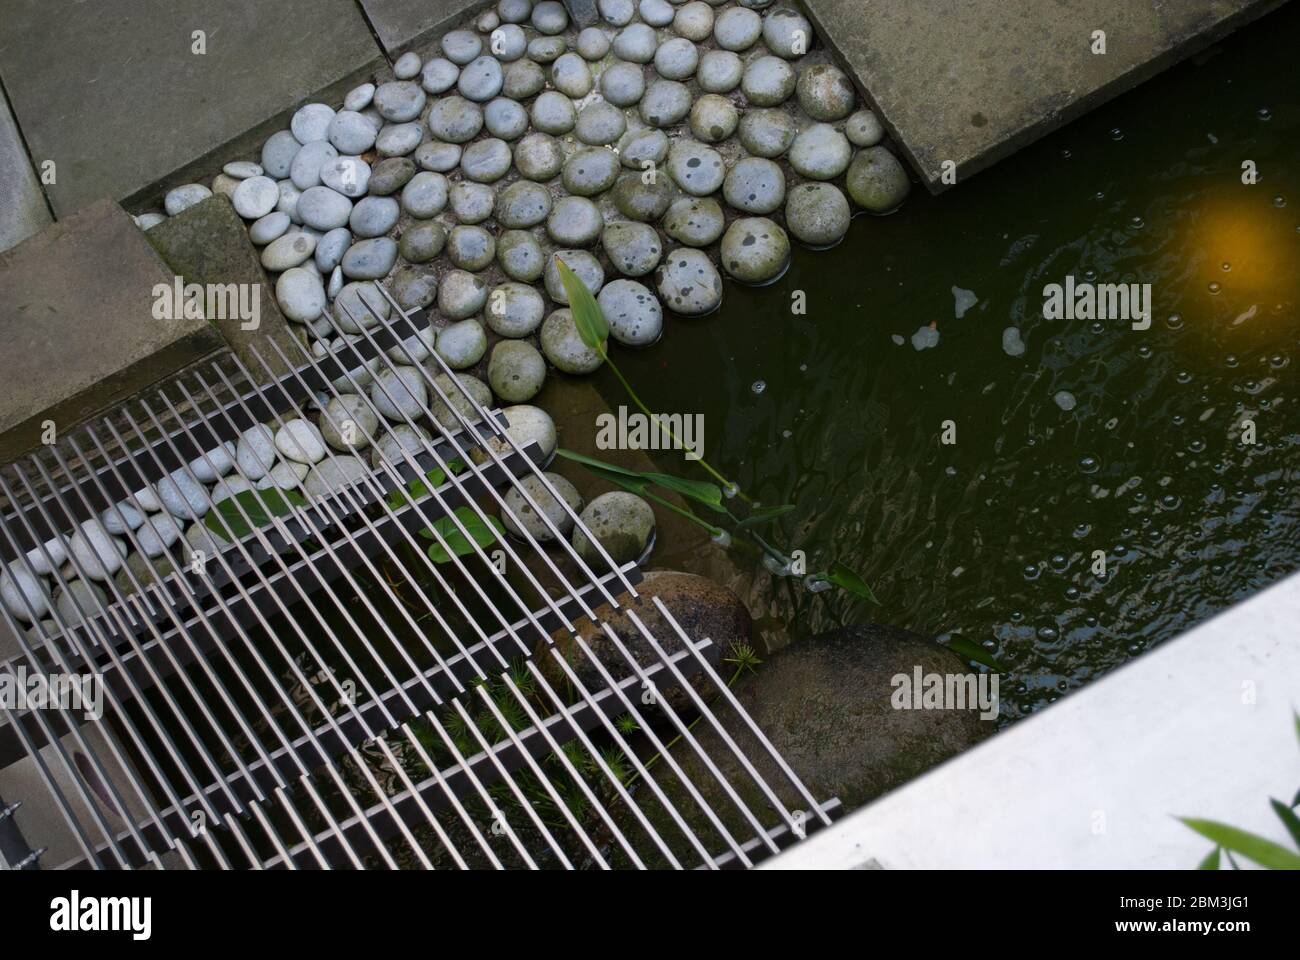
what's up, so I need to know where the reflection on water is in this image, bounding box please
[597,6,1299,722]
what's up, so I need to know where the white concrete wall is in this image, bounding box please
[766,571,1300,869]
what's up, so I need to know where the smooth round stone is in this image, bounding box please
[599,61,645,108]
[531,0,568,34]
[484,97,528,140]
[185,442,235,485]
[460,138,512,182]
[790,123,852,180]
[544,249,604,303]
[737,107,797,157]
[304,456,369,498]
[502,58,546,99]
[457,55,504,102]
[371,423,432,468]
[164,183,211,216]
[359,107,385,131]
[785,181,851,247]
[276,266,327,321]
[349,195,399,238]
[742,55,795,106]
[249,211,291,245]
[612,172,675,221]
[697,49,743,92]
[513,132,563,181]
[235,424,276,479]
[390,265,439,311]
[723,156,785,214]
[401,171,449,218]
[69,521,127,580]
[497,231,546,281]
[486,282,546,336]
[530,91,575,135]
[135,211,166,230]
[184,521,222,558]
[55,579,109,622]
[527,35,566,63]
[655,247,722,314]
[429,373,491,430]
[399,221,447,262]
[368,157,415,196]
[446,225,496,270]
[335,281,390,331]
[540,309,604,373]
[576,27,611,59]
[662,196,725,246]
[223,156,261,179]
[276,180,304,221]
[547,196,603,246]
[442,29,483,65]
[436,318,489,369]
[498,0,531,23]
[601,220,661,276]
[639,0,674,26]
[344,82,375,111]
[427,96,483,143]
[501,473,581,541]
[212,172,241,200]
[496,180,551,228]
[100,500,145,536]
[599,0,635,27]
[375,122,423,157]
[474,404,556,465]
[414,140,462,172]
[275,419,326,464]
[551,53,593,98]
[598,279,663,345]
[489,23,527,60]
[797,64,856,121]
[22,539,67,577]
[230,175,278,221]
[420,59,460,96]
[617,127,668,169]
[255,459,308,491]
[487,340,546,403]
[320,156,370,197]
[613,23,656,62]
[448,181,494,222]
[720,216,790,284]
[562,147,621,195]
[133,513,183,558]
[1,564,49,622]
[315,227,352,271]
[689,94,738,142]
[327,110,376,154]
[845,109,884,147]
[654,38,699,80]
[289,140,338,189]
[261,130,301,178]
[261,230,317,270]
[328,265,345,300]
[291,103,335,143]
[676,2,717,40]
[437,269,488,319]
[639,80,692,127]
[297,186,352,229]
[341,238,398,279]
[157,467,212,518]
[393,51,422,80]
[370,365,429,420]
[575,102,626,146]
[714,6,761,50]
[572,491,655,565]
[763,5,814,58]
[666,139,724,196]
[846,146,912,213]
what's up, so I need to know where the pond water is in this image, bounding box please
[595,6,1299,723]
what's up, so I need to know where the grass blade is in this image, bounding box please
[554,256,608,349]
[1178,818,1300,869]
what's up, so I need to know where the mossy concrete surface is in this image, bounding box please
[0,199,224,464]
[804,0,1287,192]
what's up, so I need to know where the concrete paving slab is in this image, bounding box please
[0,199,224,463]
[805,0,1287,192]
[0,82,50,253]
[358,0,492,55]
[0,0,382,218]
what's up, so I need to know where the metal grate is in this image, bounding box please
[0,288,838,870]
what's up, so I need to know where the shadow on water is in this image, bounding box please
[595,5,1300,722]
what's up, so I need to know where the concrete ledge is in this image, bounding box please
[357,0,493,56]
[765,571,1300,869]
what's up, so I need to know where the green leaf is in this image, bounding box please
[555,448,643,478]
[554,256,608,350]
[204,488,308,543]
[738,503,796,528]
[643,472,725,512]
[1178,818,1300,870]
[1270,798,1300,848]
[824,560,879,604]
[944,637,1008,672]
[421,506,505,563]
[384,459,465,511]
[1197,847,1221,870]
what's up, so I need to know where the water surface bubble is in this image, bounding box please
[1079,455,1100,474]
[750,380,766,395]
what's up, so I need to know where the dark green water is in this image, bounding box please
[597,6,1300,722]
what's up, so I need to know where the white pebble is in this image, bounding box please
[275,419,327,464]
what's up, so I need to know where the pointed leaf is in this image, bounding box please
[1270,798,1300,849]
[554,256,608,349]
[421,506,505,563]
[1196,847,1221,870]
[738,503,796,528]
[644,473,725,512]
[944,637,1008,672]
[205,488,308,543]
[555,448,644,478]
[824,560,879,604]
[1178,818,1300,869]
